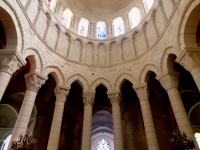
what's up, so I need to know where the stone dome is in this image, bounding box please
[64,0,134,16]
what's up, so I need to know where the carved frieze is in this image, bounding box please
[25,75,46,93]
[0,56,22,75]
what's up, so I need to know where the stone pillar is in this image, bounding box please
[126,121,135,150]
[158,1,168,24]
[176,49,200,91]
[55,24,61,50]
[108,92,124,150]
[81,92,95,150]
[151,9,159,37]
[0,55,22,101]
[81,43,87,63]
[132,31,138,56]
[43,13,52,40]
[134,85,159,150]
[105,44,110,65]
[8,74,46,149]
[156,70,199,149]
[34,115,46,150]
[47,86,69,150]
[142,22,149,50]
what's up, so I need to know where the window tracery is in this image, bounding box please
[96,139,111,150]
[97,22,106,39]
[129,7,141,29]
[143,0,154,12]
[62,9,73,29]
[113,17,125,36]
[78,18,89,37]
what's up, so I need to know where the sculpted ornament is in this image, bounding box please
[0,56,22,75]
[54,87,69,103]
[159,74,179,91]
[83,96,94,106]
[109,93,122,105]
[135,86,149,100]
[25,75,46,92]
[180,52,200,72]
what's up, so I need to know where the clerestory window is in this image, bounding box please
[113,17,125,37]
[129,7,141,29]
[96,139,111,150]
[62,9,73,29]
[78,18,89,37]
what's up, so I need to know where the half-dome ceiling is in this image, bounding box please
[65,0,134,16]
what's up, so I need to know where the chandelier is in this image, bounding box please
[169,127,195,150]
[11,132,36,150]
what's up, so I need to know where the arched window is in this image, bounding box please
[113,17,125,36]
[96,139,111,150]
[195,133,200,148]
[0,134,11,150]
[96,22,106,39]
[62,9,73,29]
[143,0,154,12]
[47,0,56,9]
[129,7,141,29]
[78,18,89,37]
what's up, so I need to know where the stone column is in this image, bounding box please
[0,55,22,101]
[176,49,200,91]
[132,31,138,57]
[43,13,52,40]
[151,10,159,37]
[55,24,61,50]
[108,92,124,150]
[81,92,95,150]
[156,70,199,148]
[142,22,149,50]
[8,74,46,149]
[34,115,46,150]
[47,86,69,150]
[134,85,159,150]
[158,1,168,24]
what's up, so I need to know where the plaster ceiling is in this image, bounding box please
[65,0,134,16]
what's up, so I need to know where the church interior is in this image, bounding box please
[0,0,200,150]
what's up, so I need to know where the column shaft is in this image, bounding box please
[82,105,93,150]
[140,99,159,150]
[0,72,11,101]
[167,88,194,138]
[47,101,65,150]
[112,103,124,150]
[8,90,37,148]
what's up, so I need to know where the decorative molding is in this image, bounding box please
[0,55,22,75]
[25,75,46,93]
[176,50,200,72]
[134,85,149,101]
[156,70,180,91]
[83,95,95,106]
[108,93,122,106]
[54,86,70,103]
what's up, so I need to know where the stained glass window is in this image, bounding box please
[129,7,141,29]
[97,22,106,39]
[47,0,56,9]
[62,9,73,29]
[195,133,200,149]
[78,18,89,37]
[113,17,125,36]
[96,139,111,150]
[143,0,154,12]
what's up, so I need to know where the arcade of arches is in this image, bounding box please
[1,0,200,150]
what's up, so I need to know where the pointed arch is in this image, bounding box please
[90,78,113,92]
[66,74,89,90]
[42,65,65,85]
[159,47,180,72]
[114,73,138,90]
[139,64,161,84]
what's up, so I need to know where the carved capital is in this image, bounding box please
[25,75,46,93]
[108,93,122,106]
[178,51,200,72]
[0,55,22,75]
[134,85,149,101]
[54,86,69,103]
[83,95,94,106]
[156,70,180,91]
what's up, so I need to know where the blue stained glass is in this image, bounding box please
[96,139,111,150]
[97,22,106,39]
